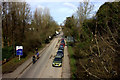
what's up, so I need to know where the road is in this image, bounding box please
[2,32,70,79]
[16,33,70,78]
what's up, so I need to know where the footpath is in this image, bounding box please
[62,40,70,78]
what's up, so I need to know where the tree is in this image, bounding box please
[2,2,32,47]
[63,1,120,79]
[64,15,78,39]
[76,0,94,27]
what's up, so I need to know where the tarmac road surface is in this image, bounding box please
[18,37,61,78]
[2,32,70,79]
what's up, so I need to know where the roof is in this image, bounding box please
[58,50,62,51]
[55,55,62,58]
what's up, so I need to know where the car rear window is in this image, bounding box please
[54,58,61,61]
[57,51,63,53]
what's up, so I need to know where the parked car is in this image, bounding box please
[61,39,65,43]
[52,56,62,67]
[61,41,65,44]
[57,50,64,58]
[58,47,64,52]
[58,49,64,53]
[61,38,64,41]
[59,45,64,50]
[60,43,65,48]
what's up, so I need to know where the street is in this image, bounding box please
[18,37,60,78]
[15,33,70,78]
[2,1,120,79]
[2,32,70,78]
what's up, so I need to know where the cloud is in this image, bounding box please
[25,0,83,2]
[3,0,116,2]
[26,1,105,25]
[37,5,44,9]
[63,2,77,9]
[26,0,110,2]
[51,6,75,24]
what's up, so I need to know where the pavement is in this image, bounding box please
[62,45,71,78]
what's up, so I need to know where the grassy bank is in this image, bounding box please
[67,45,77,78]
[2,52,33,74]
[2,43,46,74]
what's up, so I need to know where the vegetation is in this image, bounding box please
[2,52,33,74]
[2,46,13,60]
[2,2,58,73]
[2,2,58,58]
[67,44,77,78]
[64,0,120,79]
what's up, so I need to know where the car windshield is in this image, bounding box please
[54,58,61,61]
[57,53,62,55]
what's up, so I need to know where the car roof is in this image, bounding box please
[57,50,63,53]
[58,49,62,51]
[55,55,62,58]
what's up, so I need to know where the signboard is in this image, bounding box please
[16,46,23,56]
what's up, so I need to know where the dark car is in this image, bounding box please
[58,47,64,53]
[58,47,64,52]
[61,40,65,44]
[58,49,64,54]
[59,45,64,50]
[57,50,64,58]
[61,38,64,41]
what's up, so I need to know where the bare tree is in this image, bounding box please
[76,0,94,27]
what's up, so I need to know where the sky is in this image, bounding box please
[25,0,111,25]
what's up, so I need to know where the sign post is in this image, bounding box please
[19,55,20,60]
[16,46,23,60]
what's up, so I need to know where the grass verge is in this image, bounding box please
[67,45,77,78]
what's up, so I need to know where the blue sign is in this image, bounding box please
[16,49,23,55]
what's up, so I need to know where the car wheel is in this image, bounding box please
[52,64,54,67]
[60,65,62,67]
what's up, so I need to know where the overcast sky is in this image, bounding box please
[25,0,109,25]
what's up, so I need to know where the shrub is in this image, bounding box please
[2,46,14,60]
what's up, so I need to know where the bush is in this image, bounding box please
[2,46,14,60]
[23,37,42,56]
